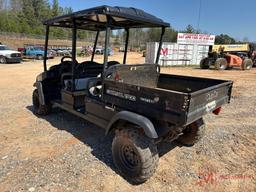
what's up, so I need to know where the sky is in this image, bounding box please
[57,0,256,42]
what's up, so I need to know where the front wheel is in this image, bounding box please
[215,58,228,70]
[112,127,159,184]
[0,56,7,64]
[241,59,253,70]
[200,58,210,69]
[32,89,52,115]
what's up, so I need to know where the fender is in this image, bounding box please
[33,81,45,105]
[106,111,158,139]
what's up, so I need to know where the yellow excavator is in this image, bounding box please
[200,43,254,70]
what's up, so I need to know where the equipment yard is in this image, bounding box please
[0,52,255,192]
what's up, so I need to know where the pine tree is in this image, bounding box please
[20,0,36,27]
[184,24,195,33]
[52,0,59,17]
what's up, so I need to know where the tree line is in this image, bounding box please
[0,0,74,38]
[0,0,250,46]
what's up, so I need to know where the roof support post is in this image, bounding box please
[91,30,99,62]
[43,25,50,72]
[103,16,111,73]
[123,28,129,64]
[71,19,77,91]
[155,27,165,64]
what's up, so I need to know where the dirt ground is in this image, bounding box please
[0,52,255,192]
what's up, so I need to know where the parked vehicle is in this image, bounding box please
[0,44,22,64]
[200,44,254,70]
[18,46,54,60]
[78,47,92,57]
[48,49,57,57]
[33,6,233,184]
[95,47,113,55]
[95,47,104,55]
[54,48,72,57]
[107,47,114,56]
[119,47,125,52]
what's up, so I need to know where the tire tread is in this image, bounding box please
[112,127,159,184]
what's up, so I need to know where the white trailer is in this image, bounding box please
[146,42,210,66]
[146,33,215,66]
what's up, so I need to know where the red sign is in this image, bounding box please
[177,33,215,45]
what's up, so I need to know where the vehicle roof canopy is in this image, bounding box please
[44,5,170,31]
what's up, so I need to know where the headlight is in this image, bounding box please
[5,54,11,58]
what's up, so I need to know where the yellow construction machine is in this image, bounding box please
[200,43,255,70]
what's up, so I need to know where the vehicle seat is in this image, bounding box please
[63,77,92,91]
[108,61,120,66]
[76,61,103,78]
[73,60,120,79]
[62,61,120,91]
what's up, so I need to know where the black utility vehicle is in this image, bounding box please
[33,6,233,184]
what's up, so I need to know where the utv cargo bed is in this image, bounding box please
[103,64,233,126]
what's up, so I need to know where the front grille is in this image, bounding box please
[11,53,21,58]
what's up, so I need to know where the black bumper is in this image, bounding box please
[6,57,22,63]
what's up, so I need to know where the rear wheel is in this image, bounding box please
[215,58,228,70]
[200,58,210,69]
[0,56,7,64]
[32,89,52,115]
[253,58,256,67]
[112,127,159,184]
[37,55,43,60]
[177,118,205,146]
[241,59,253,70]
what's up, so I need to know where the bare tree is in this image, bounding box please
[0,0,7,10]
[10,0,22,12]
[0,0,3,9]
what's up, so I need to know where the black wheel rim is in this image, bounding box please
[246,63,251,69]
[114,141,142,177]
[220,62,226,69]
[121,145,140,170]
[0,57,5,63]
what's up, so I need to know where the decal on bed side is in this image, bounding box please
[106,89,136,101]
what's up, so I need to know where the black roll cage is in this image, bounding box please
[43,6,168,79]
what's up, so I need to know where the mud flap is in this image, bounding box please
[34,81,45,105]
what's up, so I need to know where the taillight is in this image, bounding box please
[213,107,221,115]
[114,73,120,81]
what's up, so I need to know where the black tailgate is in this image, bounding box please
[186,81,233,125]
